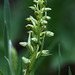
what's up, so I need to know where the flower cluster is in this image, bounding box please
[19,0,54,74]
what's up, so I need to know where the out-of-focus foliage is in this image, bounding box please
[68,67,72,75]
[0,0,75,75]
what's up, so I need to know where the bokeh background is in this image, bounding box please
[0,0,75,75]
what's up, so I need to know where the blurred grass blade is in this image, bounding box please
[4,0,15,75]
[0,70,3,75]
[5,56,15,75]
[68,66,72,75]
[4,0,11,39]
[4,0,12,62]
[11,47,18,74]
[58,43,62,75]
[18,57,22,75]
[4,27,9,57]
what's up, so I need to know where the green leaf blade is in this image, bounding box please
[68,67,72,75]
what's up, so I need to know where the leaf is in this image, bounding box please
[4,0,11,39]
[4,0,12,63]
[11,47,18,72]
[0,70,3,75]
[68,67,72,75]
[58,43,61,75]
[4,56,15,75]
[4,0,16,74]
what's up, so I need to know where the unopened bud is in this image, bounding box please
[46,31,54,37]
[31,37,38,43]
[36,51,41,59]
[40,32,45,37]
[36,50,50,59]
[42,7,52,12]
[22,57,31,64]
[41,25,46,31]
[41,20,48,25]
[28,44,34,53]
[26,17,31,21]
[45,8,52,11]
[42,50,50,56]
[29,6,35,10]
[19,42,28,47]
[34,1,44,5]
[43,16,51,20]
[23,69,27,75]
[26,24,34,29]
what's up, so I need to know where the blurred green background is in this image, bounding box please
[0,0,75,75]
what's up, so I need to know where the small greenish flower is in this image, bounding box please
[44,8,52,11]
[36,50,50,59]
[42,50,50,56]
[41,20,48,25]
[22,57,31,64]
[41,25,46,31]
[26,24,34,30]
[31,37,38,43]
[23,69,27,75]
[29,6,35,10]
[19,42,28,47]
[34,0,44,5]
[42,7,52,12]
[46,31,54,37]
[42,16,51,20]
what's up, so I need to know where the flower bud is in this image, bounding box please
[35,11,39,16]
[26,17,31,21]
[28,44,34,53]
[41,25,46,31]
[29,6,35,10]
[42,50,50,56]
[30,16,37,24]
[36,51,41,59]
[26,16,37,25]
[36,50,50,59]
[43,16,51,20]
[45,31,54,37]
[42,7,52,12]
[26,24,34,30]
[28,30,33,34]
[41,20,48,25]
[22,57,31,64]
[31,37,38,43]
[23,69,27,75]
[19,42,28,47]
[45,8,52,11]
[40,32,45,37]
[34,1,44,5]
